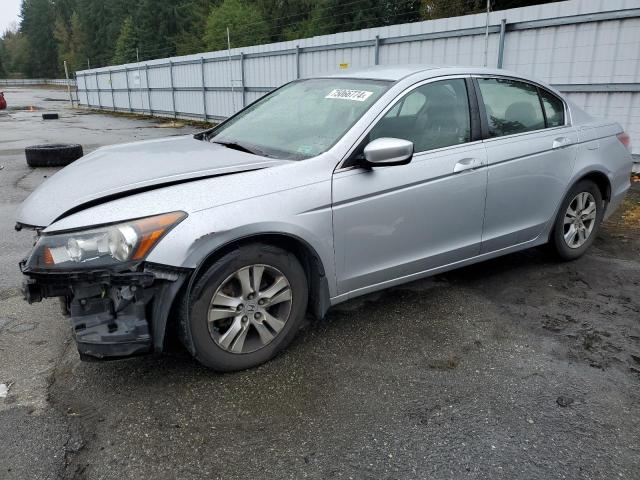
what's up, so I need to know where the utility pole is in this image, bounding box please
[136,48,144,113]
[227,26,236,112]
[63,60,74,107]
[484,0,490,67]
[87,58,90,69]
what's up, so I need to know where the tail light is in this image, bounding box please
[617,132,631,151]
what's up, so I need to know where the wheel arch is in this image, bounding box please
[179,232,331,326]
[545,168,612,243]
[577,170,611,203]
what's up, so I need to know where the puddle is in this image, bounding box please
[0,317,13,330]
[7,322,38,334]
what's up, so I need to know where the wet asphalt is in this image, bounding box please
[0,88,639,480]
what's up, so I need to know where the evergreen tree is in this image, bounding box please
[20,0,59,76]
[54,11,87,72]
[69,12,87,71]
[282,3,330,41]
[254,0,316,43]
[51,0,77,22]
[420,0,555,20]
[0,41,6,77]
[174,0,216,56]
[53,14,71,66]
[204,0,269,51]
[420,0,485,20]
[135,0,180,60]
[112,17,139,64]
[0,0,559,76]
[75,0,133,68]
[0,28,30,77]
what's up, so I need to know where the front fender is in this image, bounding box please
[146,179,337,297]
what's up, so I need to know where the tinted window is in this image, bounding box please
[540,89,565,127]
[369,79,471,152]
[478,78,545,137]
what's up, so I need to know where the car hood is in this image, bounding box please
[16,135,289,228]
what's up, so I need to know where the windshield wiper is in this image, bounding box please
[211,140,271,158]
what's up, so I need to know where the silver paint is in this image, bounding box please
[17,66,634,306]
[207,264,293,354]
[363,137,414,165]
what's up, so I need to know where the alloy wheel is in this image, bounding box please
[207,264,293,354]
[563,191,597,249]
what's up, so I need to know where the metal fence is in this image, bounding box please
[0,79,76,86]
[75,0,640,153]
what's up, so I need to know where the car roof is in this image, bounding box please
[322,64,539,83]
[322,65,438,81]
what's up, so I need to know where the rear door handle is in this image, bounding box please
[552,137,573,149]
[453,157,483,173]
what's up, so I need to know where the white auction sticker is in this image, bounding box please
[325,89,373,102]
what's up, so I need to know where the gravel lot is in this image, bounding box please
[1,88,639,480]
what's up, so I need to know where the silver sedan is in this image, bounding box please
[17,66,634,371]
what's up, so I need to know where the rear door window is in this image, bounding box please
[477,78,545,137]
[539,89,565,127]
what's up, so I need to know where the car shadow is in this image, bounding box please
[71,245,559,383]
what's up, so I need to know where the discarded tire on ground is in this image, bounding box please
[25,144,83,167]
[42,113,59,120]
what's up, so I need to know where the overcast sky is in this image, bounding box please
[1,0,22,34]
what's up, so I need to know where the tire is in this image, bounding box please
[550,179,604,261]
[178,244,308,371]
[42,113,59,120]
[25,144,83,168]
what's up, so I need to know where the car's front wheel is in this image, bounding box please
[550,179,604,260]
[180,243,308,371]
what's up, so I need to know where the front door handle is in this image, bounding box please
[453,157,482,173]
[552,137,573,149]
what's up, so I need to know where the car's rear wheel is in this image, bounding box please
[550,179,604,260]
[180,244,308,371]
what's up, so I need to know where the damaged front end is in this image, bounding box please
[22,264,188,359]
[19,212,190,360]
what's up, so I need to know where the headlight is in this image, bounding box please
[29,211,186,270]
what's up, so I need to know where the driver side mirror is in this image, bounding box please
[362,137,413,167]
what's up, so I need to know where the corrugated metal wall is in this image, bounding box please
[75,0,640,153]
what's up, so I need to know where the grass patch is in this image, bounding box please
[618,189,640,229]
[82,107,217,129]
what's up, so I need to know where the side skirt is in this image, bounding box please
[329,235,548,305]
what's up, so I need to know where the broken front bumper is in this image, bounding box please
[21,262,190,360]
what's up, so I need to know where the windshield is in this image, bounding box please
[208,78,391,160]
